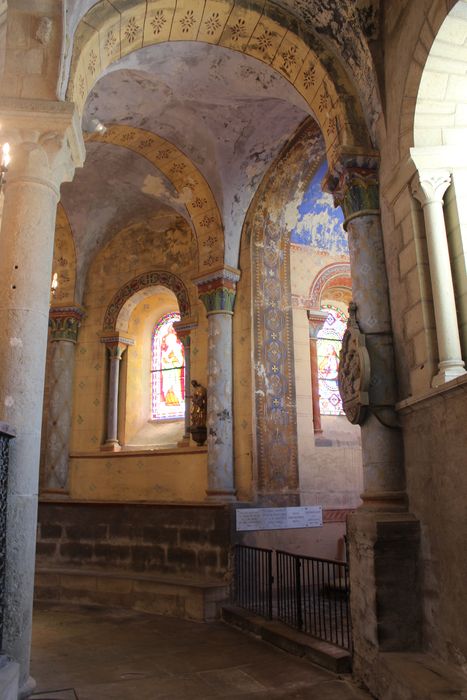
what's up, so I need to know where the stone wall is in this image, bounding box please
[36,501,231,581]
[399,379,467,665]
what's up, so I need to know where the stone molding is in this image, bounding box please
[307,309,328,339]
[49,306,84,343]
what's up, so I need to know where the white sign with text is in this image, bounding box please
[236,506,323,532]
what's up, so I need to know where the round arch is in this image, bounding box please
[103,270,191,332]
[308,262,352,310]
[88,124,224,270]
[66,0,371,166]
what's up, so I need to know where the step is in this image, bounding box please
[221,605,351,674]
[35,566,229,622]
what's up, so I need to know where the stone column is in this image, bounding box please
[324,156,421,691]
[42,306,84,492]
[411,170,466,386]
[324,158,406,511]
[174,320,197,446]
[0,99,84,696]
[307,310,328,434]
[101,335,134,451]
[194,267,240,502]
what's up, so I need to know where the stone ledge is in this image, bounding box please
[35,566,229,622]
[221,605,351,674]
[375,651,467,700]
[396,371,467,412]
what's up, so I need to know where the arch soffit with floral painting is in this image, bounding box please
[103,270,191,333]
[87,124,223,272]
[67,0,371,168]
[309,262,352,310]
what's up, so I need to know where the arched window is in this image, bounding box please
[151,312,185,420]
[317,305,347,416]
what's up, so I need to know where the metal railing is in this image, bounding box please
[233,544,351,651]
[233,544,273,619]
[276,550,351,650]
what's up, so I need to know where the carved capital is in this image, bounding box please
[323,153,380,228]
[100,334,134,359]
[411,170,451,207]
[0,98,85,194]
[338,302,371,425]
[193,266,240,315]
[49,305,85,343]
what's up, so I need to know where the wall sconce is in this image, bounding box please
[0,143,10,191]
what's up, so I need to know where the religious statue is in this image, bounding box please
[190,379,207,446]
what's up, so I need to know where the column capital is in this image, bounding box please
[411,169,451,207]
[322,153,380,228]
[0,98,85,195]
[307,309,328,339]
[193,266,240,315]
[100,334,134,358]
[49,305,85,343]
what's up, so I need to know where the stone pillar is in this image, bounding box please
[307,310,328,434]
[324,156,421,693]
[324,158,406,511]
[42,306,84,492]
[194,267,240,502]
[0,99,84,696]
[174,320,197,446]
[101,335,134,451]
[411,170,466,386]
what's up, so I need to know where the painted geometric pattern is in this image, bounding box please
[88,125,223,271]
[151,312,185,420]
[69,0,371,164]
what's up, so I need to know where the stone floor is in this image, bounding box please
[30,605,372,699]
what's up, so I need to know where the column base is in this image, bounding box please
[177,437,191,447]
[18,675,35,699]
[39,487,70,498]
[100,440,121,452]
[432,361,466,388]
[348,510,422,696]
[0,656,19,700]
[205,488,237,503]
[359,490,408,512]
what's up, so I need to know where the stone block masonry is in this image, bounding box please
[35,501,233,620]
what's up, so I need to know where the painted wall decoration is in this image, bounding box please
[290,161,348,255]
[151,312,185,420]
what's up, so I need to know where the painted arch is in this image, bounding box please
[88,124,224,270]
[66,0,371,166]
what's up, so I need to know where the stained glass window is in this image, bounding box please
[317,306,347,416]
[151,312,185,420]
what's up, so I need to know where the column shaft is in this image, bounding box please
[411,171,465,386]
[309,339,322,433]
[206,312,235,499]
[0,103,84,695]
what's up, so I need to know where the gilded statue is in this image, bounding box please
[190,380,207,446]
